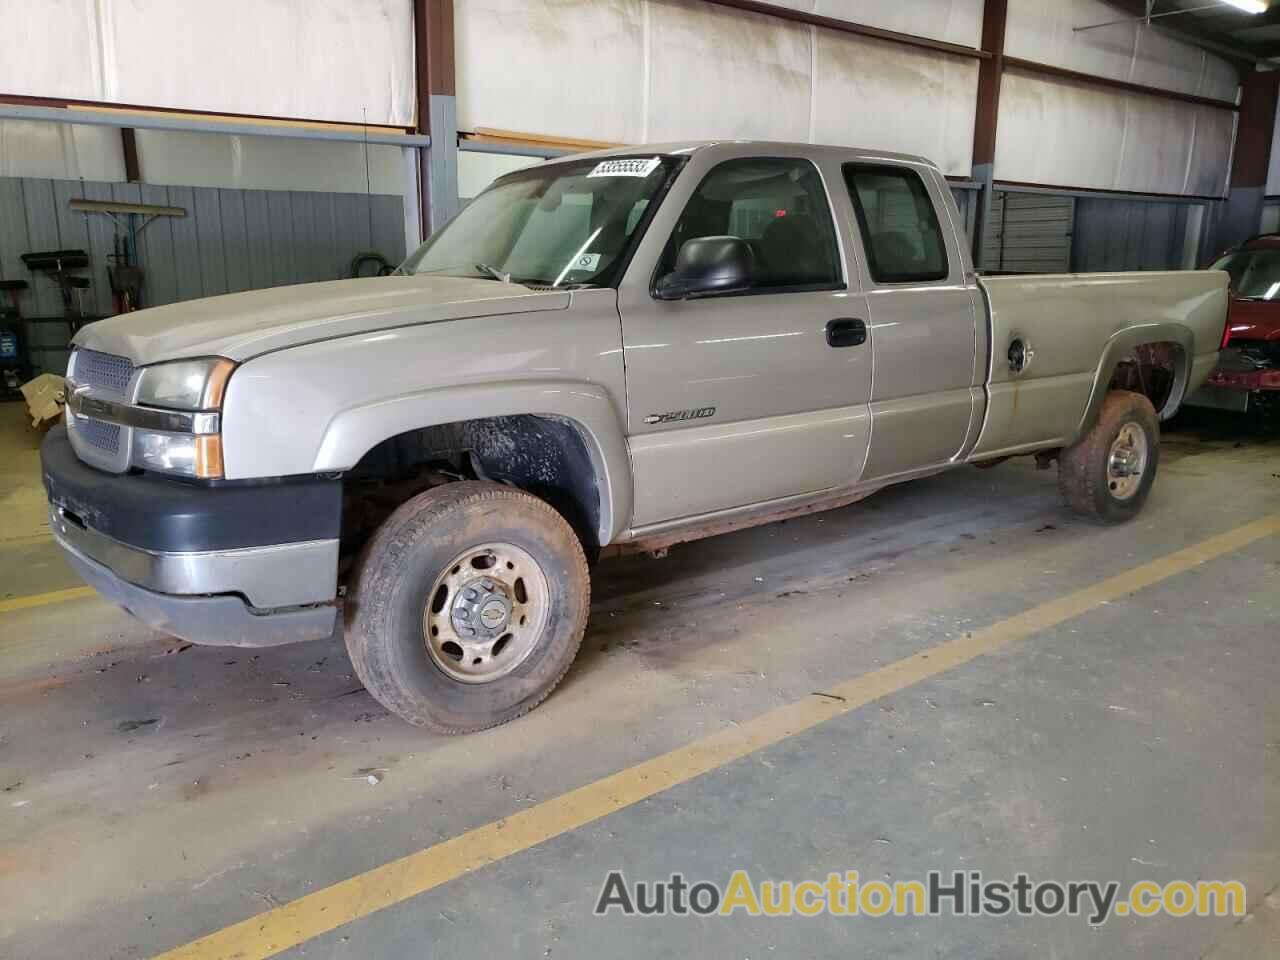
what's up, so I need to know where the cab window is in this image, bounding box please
[659,157,842,292]
[844,164,948,284]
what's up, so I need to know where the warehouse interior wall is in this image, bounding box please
[1004,0,1238,101]
[0,120,126,181]
[1071,196,1204,272]
[458,151,541,202]
[0,174,406,375]
[454,0,980,176]
[0,115,411,368]
[994,71,1235,197]
[754,0,982,47]
[996,0,1237,197]
[1,0,415,126]
[0,120,406,194]
[0,0,1258,293]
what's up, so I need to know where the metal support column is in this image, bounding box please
[971,0,1007,271]
[415,0,460,238]
[401,146,424,257]
[1212,70,1280,254]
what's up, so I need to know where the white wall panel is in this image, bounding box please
[1005,0,1239,103]
[133,131,404,194]
[456,0,646,144]
[757,0,982,48]
[0,0,105,103]
[1183,106,1235,198]
[646,3,812,142]
[458,152,543,200]
[0,0,414,126]
[0,120,125,180]
[995,72,1233,197]
[456,0,978,176]
[811,30,978,176]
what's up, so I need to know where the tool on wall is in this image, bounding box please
[68,198,186,313]
[0,279,30,399]
[21,250,93,333]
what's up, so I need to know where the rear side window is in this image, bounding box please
[844,164,948,284]
[660,157,842,292]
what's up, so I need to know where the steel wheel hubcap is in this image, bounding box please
[423,542,550,684]
[1106,421,1148,501]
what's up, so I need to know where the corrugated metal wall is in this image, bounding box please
[981,192,1075,273]
[1071,198,1195,272]
[0,177,406,374]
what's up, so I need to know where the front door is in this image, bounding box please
[617,153,874,529]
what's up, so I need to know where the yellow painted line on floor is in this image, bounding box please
[0,531,53,547]
[155,513,1280,960]
[0,585,96,615]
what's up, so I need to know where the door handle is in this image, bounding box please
[826,318,866,348]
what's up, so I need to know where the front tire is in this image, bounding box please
[1058,390,1160,524]
[345,481,590,733]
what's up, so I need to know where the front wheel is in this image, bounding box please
[345,481,590,733]
[1058,390,1160,524]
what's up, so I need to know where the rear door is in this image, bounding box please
[842,162,984,480]
[616,151,873,529]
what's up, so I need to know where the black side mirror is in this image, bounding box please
[655,236,754,300]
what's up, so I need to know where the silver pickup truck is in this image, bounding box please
[43,140,1229,732]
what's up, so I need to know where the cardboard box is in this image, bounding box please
[20,373,66,430]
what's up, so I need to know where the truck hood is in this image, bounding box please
[1227,295,1280,344]
[72,275,571,365]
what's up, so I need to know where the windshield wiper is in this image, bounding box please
[474,263,512,283]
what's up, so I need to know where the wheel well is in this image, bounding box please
[1106,341,1185,419]
[340,415,603,569]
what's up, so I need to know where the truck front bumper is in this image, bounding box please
[42,425,343,647]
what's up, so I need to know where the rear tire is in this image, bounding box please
[1058,390,1160,524]
[345,481,590,733]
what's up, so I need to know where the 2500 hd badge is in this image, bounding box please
[642,407,717,425]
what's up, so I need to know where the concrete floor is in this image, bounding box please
[0,402,1276,959]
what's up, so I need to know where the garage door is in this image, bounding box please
[980,192,1075,274]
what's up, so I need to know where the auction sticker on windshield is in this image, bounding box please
[588,157,662,178]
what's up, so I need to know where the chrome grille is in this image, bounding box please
[67,348,136,473]
[75,417,122,454]
[75,349,134,398]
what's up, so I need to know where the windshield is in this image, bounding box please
[401,155,681,288]
[1212,248,1280,301]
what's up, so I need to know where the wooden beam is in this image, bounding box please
[69,198,186,217]
[121,127,140,182]
[467,128,621,151]
[0,92,413,134]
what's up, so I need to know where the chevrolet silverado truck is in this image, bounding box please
[43,141,1229,732]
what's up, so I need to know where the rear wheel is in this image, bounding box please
[345,481,590,733]
[1058,390,1160,524]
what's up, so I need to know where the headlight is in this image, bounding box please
[131,431,224,479]
[135,357,235,411]
[131,357,234,478]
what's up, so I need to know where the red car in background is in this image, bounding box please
[1185,233,1280,425]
